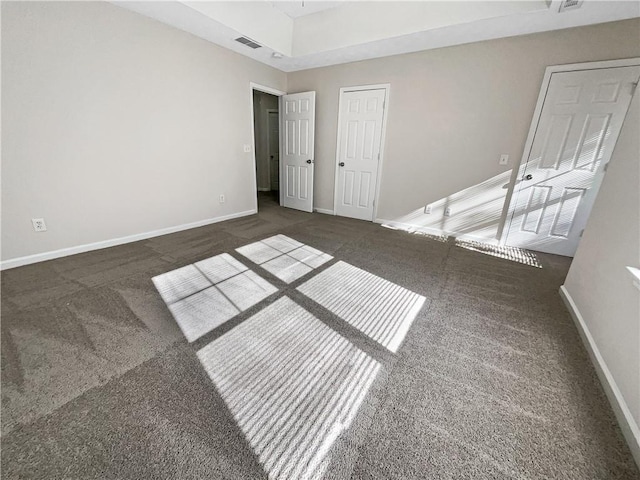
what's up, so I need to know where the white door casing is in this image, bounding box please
[281,91,316,213]
[335,87,388,221]
[505,64,640,256]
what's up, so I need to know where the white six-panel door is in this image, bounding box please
[335,89,387,221]
[281,91,315,213]
[505,66,640,256]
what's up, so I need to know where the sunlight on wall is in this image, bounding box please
[151,253,277,341]
[455,239,542,268]
[298,261,426,353]
[197,296,381,480]
[382,170,513,242]
[237,234,333,283]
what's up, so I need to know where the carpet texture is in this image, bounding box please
[1,192,638,479]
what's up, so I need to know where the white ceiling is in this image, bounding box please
[271,1,344,19]
[112,1,640,72]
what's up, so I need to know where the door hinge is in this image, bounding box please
[603,162,609,172]
[631,82,638,96]
[579,229,584,237]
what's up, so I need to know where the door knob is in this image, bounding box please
[524,174,533,180]
[339,162,345,167]
[306,159,312,164]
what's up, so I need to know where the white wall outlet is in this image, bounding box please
[243,144,252,153]
[219,194,225,204]
[444,207,452,217]
[424,205,432,214]
[32,218,47,232]
[499,154,509,165]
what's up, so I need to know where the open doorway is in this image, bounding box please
[249,83,317,213]
[252,89,280,211]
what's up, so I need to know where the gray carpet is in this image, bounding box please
[2,192,638,479]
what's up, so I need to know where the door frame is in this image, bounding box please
[249,82,286,212]
[333,83,391,221]
[266,108,279,192]
[500,57,640,247]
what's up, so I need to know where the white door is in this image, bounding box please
[281,91,315,212]
[335,89,386,221]
[268,110,279,191]
[505,66,640,256]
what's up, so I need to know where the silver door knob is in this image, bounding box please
[339,162,345,167]
[306,159,312,164]
[524,174,533,181]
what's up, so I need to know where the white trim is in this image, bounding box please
[249,82,286,98]
[541,58,640,75]
[374,218,496,244]
[559,285,640,467]
[314,208,335,215]
[333,83,391,222]
[338,83,392,94]
[501,57,640,246]
[626,266,640,291]
[0,210,256,271]
[249,82,286,212]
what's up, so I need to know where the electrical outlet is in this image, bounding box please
[32,218,47,232]
[444,207,452,217]
[243,144,252,153]
[219,194,225,204]
[499,154,509,166]
[424,205,432,214]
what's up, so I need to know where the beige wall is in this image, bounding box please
[287,19,640,240]
[1,1,286,262]
[2,5,639,263]
[564,91,640,452]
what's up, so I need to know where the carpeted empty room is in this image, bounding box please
[2,1,640,479]
[1,197,638,479]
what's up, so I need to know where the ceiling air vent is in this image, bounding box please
[234,36,262,49]
[558,0,583,12]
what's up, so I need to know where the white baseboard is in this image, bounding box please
[374,218,498,244]
[314,208,335,215]
[560,285,640,467]
[0,209,257,271]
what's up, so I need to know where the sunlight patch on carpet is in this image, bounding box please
[236,235,332,283]
[297,261,426,353]
[455,240,542,268]
[198,296,380,480]
[152,254,277,342]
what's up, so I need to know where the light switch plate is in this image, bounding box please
[243,144,252,153]
[499,154,509,165]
